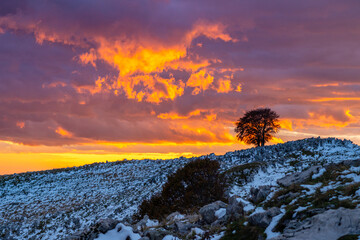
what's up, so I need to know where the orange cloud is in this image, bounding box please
[186,69,214,95]
[42,81,67,88]
[157,110,218,121]
[279,119,293,131]
[309,97,360,102]
[74,77,107,95]
[16,121,25,129]
[55,127,73,138]
[235,83,242,92]
[1,15,242,102]
[312,83,339,87]
[76,21,239,102]
[296,110,358,128]
[157,110,202,120]
[79,48,97,67]
[217,79,233,93]
[205,113,217,121]
[114,74,185,103]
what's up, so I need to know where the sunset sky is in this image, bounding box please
[1,0,360,174]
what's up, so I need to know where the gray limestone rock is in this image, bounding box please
[248,207,282,228]
[199,201,227,224]
[277,166,321,187]
[136,215,150,231]
[95,218,120,234]
[271,208,360,240]
[250,186,272,203]
[225,196,244,221]
[143,229,172,240]
[174,221,196,234]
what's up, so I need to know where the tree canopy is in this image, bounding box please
[235,108,280,147]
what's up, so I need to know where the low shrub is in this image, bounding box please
[273,208,295,233]
[338,235,360,240]
[223,162,264,185]
[222,218,266,240]
[137,158,225,220]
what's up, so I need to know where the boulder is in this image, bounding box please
[135,215,159,231]
[144,229,172,240]
[250,186,271,203]
[165,212,200,225]
[166,212,183,223]
[272,208,360,240]
[248,207,282,228]
[174,221,196,234]
[64,231,83,240]
[277,166,321,187]
[199,201,227,224]
[277,192,300,201]
[340,159,360,167]
[65,218,120,240]
[225,196,244,221]
[94,218,120,234]
[185,214,201,223]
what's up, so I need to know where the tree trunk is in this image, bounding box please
[261,121,267,146]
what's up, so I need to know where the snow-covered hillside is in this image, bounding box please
[0,137,359,239]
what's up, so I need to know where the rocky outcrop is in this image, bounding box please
[277,166,321,187]
[250,186,271,203]
[199,201,227,224]
[248,207,282,228]
[65,218,120,240]
[225,196,244,221]
[143,229,172,240]
[272,208,360,240]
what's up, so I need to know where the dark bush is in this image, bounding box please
[222,218,266,240]
[338,235,360,240]
[137,158,225,220]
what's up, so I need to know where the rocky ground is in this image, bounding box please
[1,137,360,239]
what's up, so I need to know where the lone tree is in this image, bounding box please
[235,108,280,147]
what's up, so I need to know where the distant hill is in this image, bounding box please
[1,137,359,239]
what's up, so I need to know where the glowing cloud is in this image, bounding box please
[77,21,239,102]
[217,79,233,93]
[56,127,73,138]
[16,121,25,129]
[186,69,214,95]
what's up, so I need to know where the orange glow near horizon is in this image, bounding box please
[0,139,242,175]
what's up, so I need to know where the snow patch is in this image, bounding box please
[250,207,265,216]
[191,227,205,235]
[146,219,159,227]
[209,231,225,240]
[172,214,185,221]
[356,189,360,197]
[162,235,181,240]
[95,223,141,240]
[301,183,322,195]
[342,173,360,182]
[215,208,226,219]
[312,168,326,179]
[265,209,285,239]
[236,197,255,212]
